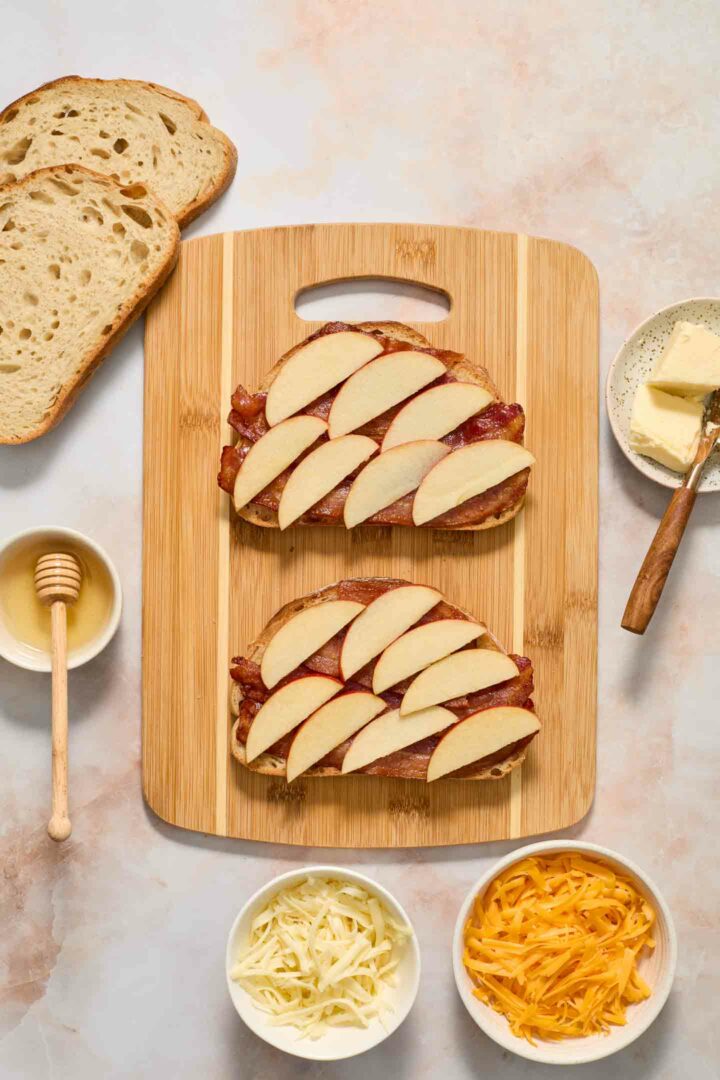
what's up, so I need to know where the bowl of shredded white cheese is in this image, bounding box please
[225,866,421,1059]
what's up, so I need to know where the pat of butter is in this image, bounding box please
[649,321,720,398]
[629,384,703,473]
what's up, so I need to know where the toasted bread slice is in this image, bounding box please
[0,76,237,227]
[234,322,525,532]
[230,578,535,780]
[0,165,179,443]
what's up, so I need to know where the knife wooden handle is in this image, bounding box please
[622,486,697,635]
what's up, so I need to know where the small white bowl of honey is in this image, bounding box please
[0,527,121,671]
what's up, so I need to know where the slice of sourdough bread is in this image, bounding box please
[0,165,179,443]
[0,77,237,227]
[229,579,535,781]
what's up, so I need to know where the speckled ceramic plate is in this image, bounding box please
[606,297,720,491]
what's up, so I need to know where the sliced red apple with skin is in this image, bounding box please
[412,439,535,525]
[245,675,342,763]
[260,600,366,689]
[285,691,387,782]
[277,435,378,530]
[371,618,486,694]
[425,705,540,782]
[381,382,494,451]
[340,584,442,680]
[233,416,327,511]
[343,440,450,528]
[400,648,519,715]
[341,705,454,774]
[327,351,446,438]
[264,332,384,427]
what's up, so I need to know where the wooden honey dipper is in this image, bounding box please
[34,552,83,841]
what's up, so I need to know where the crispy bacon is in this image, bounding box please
[218,444,247,494]
[242,459,528,528]
[233,695,531,778]
[219,401,527,523]
[443,402,524,449]
[232,653,532,712]
[233,666,533,775]
[229,656,264,688]
[300,598,487,687]
[363,726,535,780]
[231,384,266,421]
[336,577,416,605]
[403,468,529,529]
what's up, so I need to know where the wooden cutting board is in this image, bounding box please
[143,223,598,847]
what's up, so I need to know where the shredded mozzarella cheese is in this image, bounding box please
[230,876,411,1039]
[463,853,656,1044]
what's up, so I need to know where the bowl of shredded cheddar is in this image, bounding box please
[226,866,420,1060]
[452,841,676,1065]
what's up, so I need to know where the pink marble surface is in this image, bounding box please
[1,2,719,1077]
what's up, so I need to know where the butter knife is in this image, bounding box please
[622,389,720,634]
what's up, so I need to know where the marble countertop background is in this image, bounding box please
[1,2,719,1077]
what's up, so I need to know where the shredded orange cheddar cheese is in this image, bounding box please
[463,853,655,1044]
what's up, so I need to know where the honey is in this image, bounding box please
[0,538,114,658]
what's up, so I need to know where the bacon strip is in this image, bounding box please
[219,401,527,525]
[233,665,533,777]
[232,655,532,715]
[218,444,247,494]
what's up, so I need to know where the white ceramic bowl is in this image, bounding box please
[606,296,720,491]
[453,840,677,1066]
[226,864,421,1061]
[0,526,122,672]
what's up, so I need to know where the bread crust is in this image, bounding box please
[229,578,532,781]
[0,76,237,229]
[235,321,525,531]
[0,164,179,444]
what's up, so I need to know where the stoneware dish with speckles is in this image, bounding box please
[452,840,677,1066]
[606,297,720,491]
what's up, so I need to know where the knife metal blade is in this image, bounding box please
[686,388,720,491]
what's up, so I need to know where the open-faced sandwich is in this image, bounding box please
[218,322,534,530]
[230,577,539,782]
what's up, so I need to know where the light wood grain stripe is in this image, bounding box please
[215,233,234,834]
[510,233,528,838]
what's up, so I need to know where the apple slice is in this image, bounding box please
[341,705,454,774]
[412,439,535,525]
[277,435,378,530]
[401,649,519,715]
[285,691,387,782]
[381,382,494,451]
[260,600,365,689]
[245,675,342,763]
[264,332,384,426]
[343,440,450,528]
[372,618,486,694]
[426,705,540,782]
[340,584,442,680]
[328,351,446,438]
[233,416,327,511]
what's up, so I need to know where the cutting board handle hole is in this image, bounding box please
[294,277,451,324]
